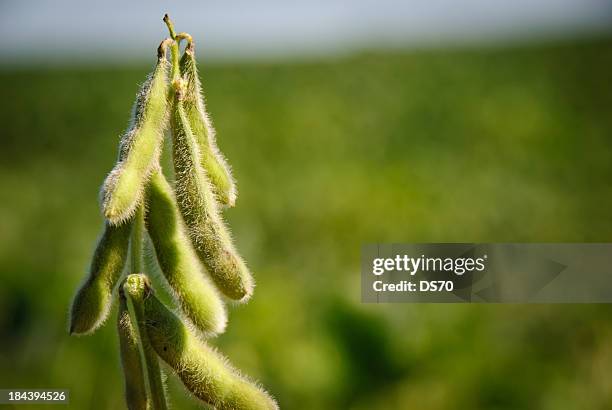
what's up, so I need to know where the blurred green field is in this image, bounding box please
[2,37,612,409]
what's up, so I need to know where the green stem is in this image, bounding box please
[130,205,144,274]
[163,14,181,80]
[124,276,168,410]
[125,294,167,410]
[163,14,177,40]
[127,210,167,409]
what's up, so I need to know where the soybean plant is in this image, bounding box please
[68,15,277,410]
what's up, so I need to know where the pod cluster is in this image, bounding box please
[69,16,276,410]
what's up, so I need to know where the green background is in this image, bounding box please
[1,36,612,409]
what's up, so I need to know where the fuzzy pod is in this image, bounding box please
[69,220,132,335]
[179,41,237,207]
[101,45,170,225]
[117,293,148,410]
[145,169,227,335]
[122,274,168,410]
[144,292,278,410]
[171,81,254,302]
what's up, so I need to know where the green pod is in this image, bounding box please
[180,41,237,207]
[69,220,132,335]
[117,293,148,410]
[101,46,170,225]
[171,81,254,302]
[144,292,278,410]
[145,169,227,336]
[122,274,168,410]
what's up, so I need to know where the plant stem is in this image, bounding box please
[130,205,144,274]
[163,14,181,80]
[127,210,168,409]
[125,289,167,410]
[163,14,177,40]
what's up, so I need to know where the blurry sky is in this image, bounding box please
[1,0,612,63]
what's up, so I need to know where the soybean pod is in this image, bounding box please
[171,80,254,302]
[145,169,227,336]
[69,220,132,335]
[101,41,171,225]
[179,38,236,207]
[144,291,278,410]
